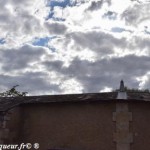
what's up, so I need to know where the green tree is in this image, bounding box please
[114,87,150,93]
[0,85,27,97]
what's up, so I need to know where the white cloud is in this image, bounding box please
[0,0,49,48]
[100,87,112,92]
[0,0,150,95]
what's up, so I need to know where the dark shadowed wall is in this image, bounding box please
[5,101,150,150]
[8,102,116,150]
[129,102,150,150]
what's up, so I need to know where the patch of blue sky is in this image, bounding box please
[47,11,54,19]
[48,0,76,8]
[50,0,70,8]
[0,38,5,45]
[32,37,56,47]
[46,12,65,21]
[33,37,49,47]
[32,36,57,52]
[46,0,76,20]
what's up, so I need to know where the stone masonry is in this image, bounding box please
[113,102,133,150]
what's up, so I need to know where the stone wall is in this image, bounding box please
[130,102,150,150]
[2,101,150,150]
[113,102,133,150]
[10,102,116,150]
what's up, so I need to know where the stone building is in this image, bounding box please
[0,81,150,150]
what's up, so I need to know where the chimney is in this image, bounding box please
[117,80,127,99]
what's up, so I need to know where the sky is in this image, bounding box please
[0,0,150,95]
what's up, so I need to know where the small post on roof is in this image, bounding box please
[117,80,127,99]
[120,80,125,92]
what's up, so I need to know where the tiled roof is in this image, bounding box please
[127,92,150,101]
[0,92,150,112]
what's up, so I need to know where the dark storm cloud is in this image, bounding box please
[68,31,126,54]
[43,60,63,72]
[0,44,46,71]
[65,55,150,91]
[0,44,63,95]
[45,22,67,35]
[43,55,150,92]
[0,0,150,95]
[0,72,61,95]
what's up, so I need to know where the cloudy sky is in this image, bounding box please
[0,0,150,95]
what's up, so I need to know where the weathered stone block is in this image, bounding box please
[113,112,132,122]
[117,143,130,150]
[116,122,129,131]
[114,132,133,144]
[116,112,132,122]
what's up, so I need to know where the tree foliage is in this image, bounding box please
[114,86,150,93]
[0,85,28,97]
